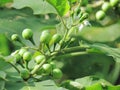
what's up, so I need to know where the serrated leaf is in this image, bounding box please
[12,0,56,15]
[46,0,70,16]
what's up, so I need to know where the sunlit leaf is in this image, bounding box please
[12,0,56,14]
[46,0,70,16]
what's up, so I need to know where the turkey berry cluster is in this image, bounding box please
[11,28,63,81]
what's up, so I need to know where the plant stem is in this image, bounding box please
[50,45,89,57]
[29,38,35,45]
[46,44,51,53]
[53,51,88,59]
[31,59,46,75]
[58,15,69,49]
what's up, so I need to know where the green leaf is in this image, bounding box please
[0,71,7,80]
[0,0,12,6]
[46,0,70,16]
[85,83,102,90]
[0,34,10,55]
[107,85,120,90]
[75,76,112,87]
[89,44,120,63]
[78,22,120,42]
[0,71,6,90]
[12,0,56,14]
[88,44,120,83]
[6,80,68,90]
[0,80,6,90]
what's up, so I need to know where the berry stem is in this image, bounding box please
[29,38,35,45]
[31,59,46,75]
[46,44,51,53]
[51,51,88,60]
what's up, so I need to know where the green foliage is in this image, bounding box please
[0,0,12,6]
[12,0,56,15]
[46,0,70,16]
[77,22,120,42]
[0,0,120,90]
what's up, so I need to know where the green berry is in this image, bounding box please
[51,34,61,44]
[50,61,56,69]
[22,28,33,39]
[40,31,51,44]
[23,51,32,61]
[15,54,21,62]
[20,69,30,79]
[102,2,111,12]
[42,64,52,75]
[52,68,63,79]
[110,0,119,7]
[35,55,45,64]
[19,48,27,56]
[11,34,19,41]
[96,10,106,20]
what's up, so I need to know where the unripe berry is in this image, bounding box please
[34,55,45,64]
[23,51,32,61]
[11,34,19,41]
[42,64,52,75]
[102,2,111,12]
[50,61,56,69]
[51,34,61,44]
[110,0,119,7]
[96,10,106,20]
[40,31,51,44]
[22,28,33,40]
[52,68,63,79]
[19,48,27,57]
[15,54,21,62]
[20,69,30,79]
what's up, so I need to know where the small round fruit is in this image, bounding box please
[19,48,27,56]
[52,68,63,79]
[42,64,52,74]
[102,2,111,12]
[11,34,19,41]
[110,0,119,7]
[50,61,56,69]
[40,31,51,44]
[22,28,33,39]
[96,10,106,20]
[51,34,61,44]
[15,54,21,62]
[23,51,32,61]
[35,55,45,64]
[20,69,30,79]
